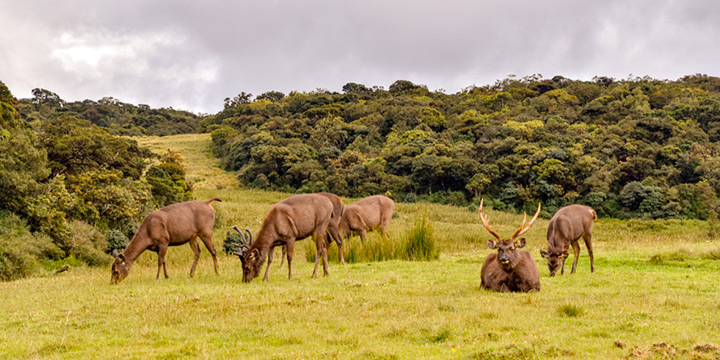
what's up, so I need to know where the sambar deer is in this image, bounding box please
[279,192,345,266]
[235,193,334,282]
[110,198,221,284]
[479,199,541,292]
[540,204,596,276]
[338,195,394,242]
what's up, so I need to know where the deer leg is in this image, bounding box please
[359,228,368,243]
[286,240,295,280]
[322,232,330,277]
[560,254,567,275]
[312,236,321,278]
[263,246,275,281]
[189,238,201,278]
[157,245,169,280]
[198,231,220,276]
[329,226,344,265]
[583,232,595,273]
[571,240,581,274]
[279,244,287,268]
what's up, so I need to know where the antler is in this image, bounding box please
[245,227,254,245]
[232,225,249,257]
[478,198,502,241]
[510,202,541,240]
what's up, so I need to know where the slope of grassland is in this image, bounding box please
[0,133,719,360]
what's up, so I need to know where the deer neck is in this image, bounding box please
[121,235,149,265]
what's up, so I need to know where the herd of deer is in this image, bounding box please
[110,193,596,293]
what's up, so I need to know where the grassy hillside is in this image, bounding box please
[1,134,718,359]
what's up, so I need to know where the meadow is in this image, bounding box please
[1,134,719,359]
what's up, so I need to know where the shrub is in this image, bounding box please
[105,229,130,253]
[0,211,62,281]
[68,221,112,266]
[223,231,245,255]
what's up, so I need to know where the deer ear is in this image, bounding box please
[515,238,526,248]
[118,254,126,264]
[487,239,498,249]
[540,250,549,258]
[250,248,260,260]
[561,251,569,259]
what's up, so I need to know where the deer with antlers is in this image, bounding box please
[232,193,335,282]
[478,199,542,292]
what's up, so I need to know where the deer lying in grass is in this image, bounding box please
[338,195,394,242]
[235,193,334,282]
[111,198,221,284]
[479,199,541,292]
[540,204,596,276]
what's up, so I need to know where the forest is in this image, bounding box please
[0,82,194,280]
[2,74,720,280]
[208,75,720,220]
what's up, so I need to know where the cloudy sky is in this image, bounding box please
[2,1,719,114]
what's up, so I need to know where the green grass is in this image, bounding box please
[1,133,719,359]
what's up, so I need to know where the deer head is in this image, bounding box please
[110,249,129,284]
[479,199,541,271]
[231,226,261,282]
[539,249,569,276]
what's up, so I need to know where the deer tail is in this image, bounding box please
[590,208,597,220]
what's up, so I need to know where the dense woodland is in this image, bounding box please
[3,74,720,280]
[208,75,720,220]
[0,82,193,280]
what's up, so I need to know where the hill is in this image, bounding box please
[0,132,718,359]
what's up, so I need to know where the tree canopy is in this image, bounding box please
[209,75,720,219]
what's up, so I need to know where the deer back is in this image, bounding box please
[546,204,595,250]
[352,195,393,227]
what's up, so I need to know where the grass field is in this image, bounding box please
[1,134,719,359]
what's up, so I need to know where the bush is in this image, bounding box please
[0,211,62,281]
[105,229,130,253]
[68,221,113,266]
[403,212,439,261]
[223,231,246,255]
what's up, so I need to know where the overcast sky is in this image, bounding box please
[2,1,719,114]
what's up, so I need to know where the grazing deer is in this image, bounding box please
[479,199,541,292]
[279,192,345,266]
[235,194,334,282]
[110,198,221,284]
[540,204,596,276]
[338,195,394,242]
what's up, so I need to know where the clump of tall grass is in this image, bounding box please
[557,304,585,317]
[707,210,720,238]
[404,212,439,261]
[305,232,403,264]
[305,212,439,263]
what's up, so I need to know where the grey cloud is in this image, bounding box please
[2,0,720,114]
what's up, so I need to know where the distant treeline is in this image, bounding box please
[207,75,720,220]
[0,82,193,280]
[15,88,201,136]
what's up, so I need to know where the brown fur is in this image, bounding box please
[540,204,596,276]
[110,198,221,284]
[338,195,394,242]
[280,192,344,266]
[241,194,333,282]
[481,242,541,292]
[479,199,541,292]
